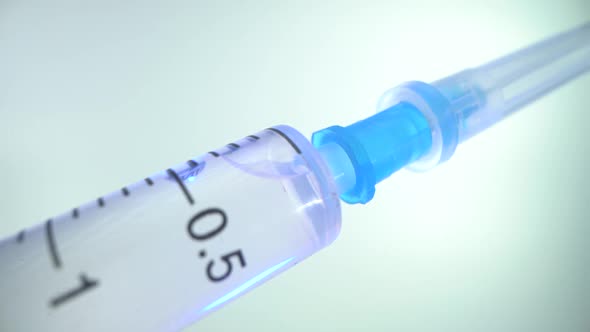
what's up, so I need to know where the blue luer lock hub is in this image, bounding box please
[312,101,432,204]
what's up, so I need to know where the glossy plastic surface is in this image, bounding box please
[315,23,590,204]
[0,126,341,331]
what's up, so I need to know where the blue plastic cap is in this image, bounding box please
[312,102,432,204]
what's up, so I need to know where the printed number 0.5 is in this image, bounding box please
[186,207,247,283]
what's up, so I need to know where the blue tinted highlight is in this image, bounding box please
[201,257,294,313]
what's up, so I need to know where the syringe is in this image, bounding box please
[0,22,588,331]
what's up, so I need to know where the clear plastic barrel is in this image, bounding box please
[0,126,341,331]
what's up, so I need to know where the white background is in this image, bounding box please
[1,1,589,331]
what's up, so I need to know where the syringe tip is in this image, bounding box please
[313,100,432,204]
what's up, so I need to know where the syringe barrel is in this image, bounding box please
[0,126,341,331]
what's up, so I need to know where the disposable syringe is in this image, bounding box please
[0,22,589,331]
